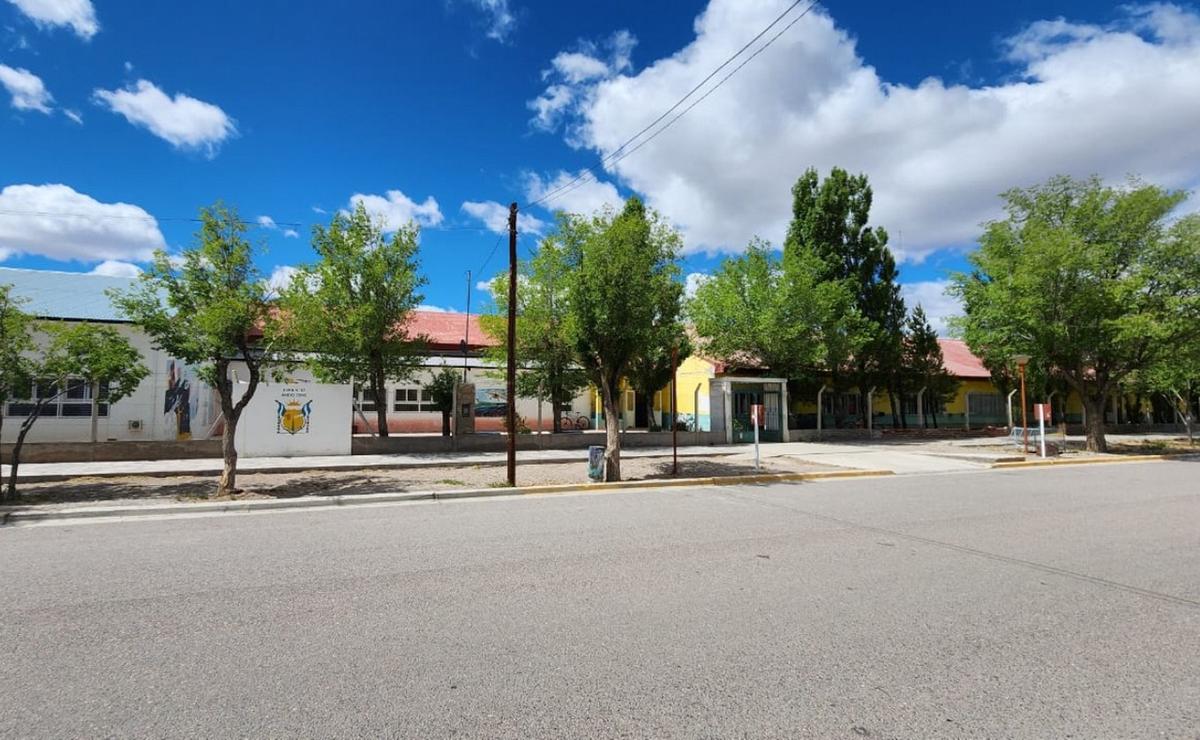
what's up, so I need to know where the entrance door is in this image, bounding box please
[634,392,649,429]
[731,385,762,443]
[762,389,782,442]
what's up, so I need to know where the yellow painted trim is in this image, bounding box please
[992,453,1198,469]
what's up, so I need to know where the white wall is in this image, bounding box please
[232,370,352,457]
[1,323,216,444]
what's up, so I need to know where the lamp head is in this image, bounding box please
[1012,354,1031,368]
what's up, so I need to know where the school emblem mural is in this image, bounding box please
[275,393,313,435]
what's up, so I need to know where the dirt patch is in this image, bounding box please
[7,455,836,509]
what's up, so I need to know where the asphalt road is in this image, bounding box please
[1,461,1198,738]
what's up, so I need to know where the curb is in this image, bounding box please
[992,452,1199,469]
[0,468,892,526]
[6,451,744,483]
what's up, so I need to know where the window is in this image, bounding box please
[968,393,1007,419]
[353,385,376,413]
[5,378,109,418]
[393,388,420,412]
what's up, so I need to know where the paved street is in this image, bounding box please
[1,461,1198,738]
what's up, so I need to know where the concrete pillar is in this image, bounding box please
[866,386,875,432]
[816,385,828,433]
[1007,389,1018,431]
[780,381,790,443]
[723,383,733,444]
[964,391,971,431]
[917,386,927,429]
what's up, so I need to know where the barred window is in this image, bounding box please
[968,393,1007,418]
[394,388,420,412]
[5,378,109,418]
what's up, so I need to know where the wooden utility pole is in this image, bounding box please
[462,269,472,382]
[506,202,518,486]
[671,345,678,476]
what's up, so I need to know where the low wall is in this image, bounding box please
[1,439,223,464]
[786,429,881,441]
[352,430,726,455]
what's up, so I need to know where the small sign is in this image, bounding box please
[750,404,764,427]
[1034,403,1051,422]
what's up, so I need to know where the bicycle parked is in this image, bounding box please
[558,412,592,431]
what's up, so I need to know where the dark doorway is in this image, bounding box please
[635,393,649,429]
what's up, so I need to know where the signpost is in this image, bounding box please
[750,403,763,471]
[1034,403,1050,458]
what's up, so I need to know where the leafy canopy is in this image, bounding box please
[688,239,858,381]
[109,203,272,388]
[277,202,428,384]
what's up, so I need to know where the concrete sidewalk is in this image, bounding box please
[3,445,742,482]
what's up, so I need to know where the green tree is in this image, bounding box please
[480,232,588,432]
[688,239,858,384]
[952,177,1200,452]
[4,323,148,501]
[277,203,428,439]
[626,330,691,431]
[902,306,958,428]
[786,167,902,427]
[563,197,684,481]
[423,367,459,437]
[0,285,35,476]
[111,203,272,494]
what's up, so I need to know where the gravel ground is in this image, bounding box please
[8,454,835,509]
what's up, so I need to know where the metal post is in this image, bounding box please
[917,386,927,429]
[1007,389,1018,431]
[866,386,875,431]
[1019,363,1029,454]
[753,408,760,471]
[816,385,827,433]
[964,392,971,431]
[505,203,518,487]
[1039,406,1047,458]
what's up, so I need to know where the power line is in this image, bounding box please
[527,0,820,211]
[0,208,500,234]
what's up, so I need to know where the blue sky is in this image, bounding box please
[2,0,1199,332]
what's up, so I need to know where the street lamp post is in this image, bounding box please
[1014,354,1031,455]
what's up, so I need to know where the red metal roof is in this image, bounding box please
[938,338,991,379]
[407,310,496,351]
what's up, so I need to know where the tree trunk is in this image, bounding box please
[371,367,389,439]
[4,407,44,502]
[889,392,901,429]
[551,398,563,434]
[645,395,657,431]
[1082,394,1108,453]
[599,376,622,482]
[441,409,451,437]
[1171,390,1193,446]
[218,412,240,494]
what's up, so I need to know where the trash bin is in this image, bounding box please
[587,445,605,482]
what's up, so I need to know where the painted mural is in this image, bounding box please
[163,360,195,440]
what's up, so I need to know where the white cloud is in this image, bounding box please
[63,107,81,123]
[311,205,326,215]
[417,304,452,312]
[6,0,98,39]
[524,170,624,216]
[348,189,443,230]
[461,200,547,235]
[684,271,710,299]
[475,279,494,295]
[468,0,516,42]
[532,1,1200,260]
[282,228,299,239]
[89,259,141,277]
[529,31,639,134]
[256,215,277,229]
[901,280,961,337]
[0,63,52,113]
[265,265,298,297]
[0,183,165,263]
[92,79,236,156]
